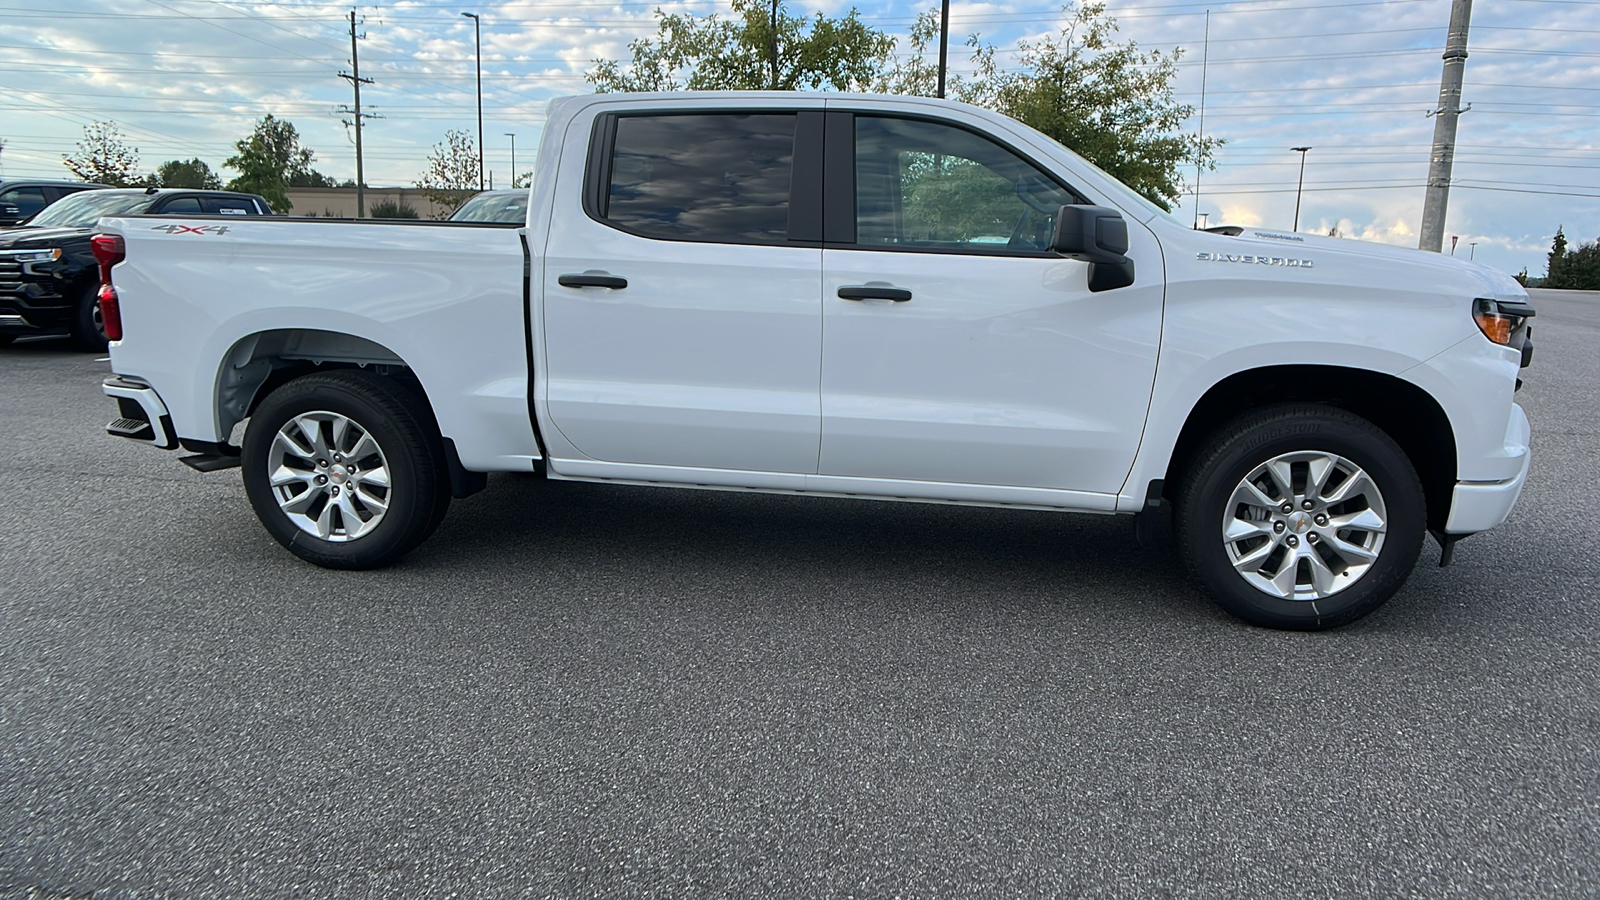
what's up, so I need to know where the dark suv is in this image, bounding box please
[0,188,272,350]
[0,180,111,227]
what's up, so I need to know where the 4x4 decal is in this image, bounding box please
[149,224,231,235]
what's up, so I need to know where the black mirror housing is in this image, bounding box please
[1052,204,1135,292]
[1053,204,1129,261]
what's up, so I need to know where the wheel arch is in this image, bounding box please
[1162,365,1457,532]
[215,329,426,446]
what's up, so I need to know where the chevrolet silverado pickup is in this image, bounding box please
[94,92,1534,630]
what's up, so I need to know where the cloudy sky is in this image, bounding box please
[2,0,1595,276]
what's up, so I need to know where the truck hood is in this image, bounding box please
[0,226,92,249]
[1220,228,1528,302]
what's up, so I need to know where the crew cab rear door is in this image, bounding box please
[541,105,825,474]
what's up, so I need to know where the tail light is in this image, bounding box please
[90,234,125,342]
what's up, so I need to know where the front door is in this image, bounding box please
[542,109,824,474]
[819,113,1164,495]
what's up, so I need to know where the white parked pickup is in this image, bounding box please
[96,92,1534,630]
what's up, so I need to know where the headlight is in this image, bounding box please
[1472,297,1535,346]
[8,248,62,263]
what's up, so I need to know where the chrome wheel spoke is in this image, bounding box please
[1330,507,1387,533]
[273,429,317,464]
[1306,550,1340,596]
[1322,471,1376,506]
[353,482,389,513]
[1306,455,1337,503]
[1264,460,1296,501]
[1231,541,1275,575]
[279,484,320,516]
[1327,533,1380,565]
[1224,517,1275,542]
[269,464,314,489]
[357,464,390,489]
[1269,553,1300,597]
[347,432,380,464]
[1230,479,1278,512]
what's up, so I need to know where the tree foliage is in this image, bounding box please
[1544,226,1600,290]
[588,0,895,92]
[587,2,1216,210]
[154,158,222,189]
[62,121,142,186]
[957,3,1218,210]
[414,129,480,218]
[224,115,330,213]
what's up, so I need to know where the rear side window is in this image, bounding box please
[156,197,203,214]
[202,197,256,215]
[600,113,796,245]
[0,187,47,219]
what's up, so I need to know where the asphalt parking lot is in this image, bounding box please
[2,288,1597,898]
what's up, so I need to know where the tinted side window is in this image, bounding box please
[202,197,256,215]
[603,113,796,244]
[157,197,203,214]
[854,116,1076,253]
[0,187,48,219]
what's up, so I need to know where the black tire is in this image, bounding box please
[242,370,450,569]
[1175,404,1426,630]
[69,285,108,352]
[0,334,16,347]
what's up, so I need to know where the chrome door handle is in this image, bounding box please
[559,272,628,289]
[837,285,911,302]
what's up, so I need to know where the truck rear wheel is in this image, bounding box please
[1175,404,1426,630]
[242,370,450,569]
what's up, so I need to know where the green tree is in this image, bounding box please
[155,158,222,189]
[1546,226,1568,286]
[1544,228,1600,290]
[414,129,480,219]
[62,121,142,186]
[224,115,331,213]
[958,3,1218,210]
[587,2,1216,211]
[588,0,895,92]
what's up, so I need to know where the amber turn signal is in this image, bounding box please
[1474,310,1513,345]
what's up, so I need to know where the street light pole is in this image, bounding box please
[505,132,516,188]
[1291,146,1312,231]
[461,11,483,191]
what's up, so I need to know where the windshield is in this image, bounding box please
[451,190,528,224]
[26,190,153,228]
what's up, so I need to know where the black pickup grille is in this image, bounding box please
[0,259,20,295]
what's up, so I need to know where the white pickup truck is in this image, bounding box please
[95,92,1534,630]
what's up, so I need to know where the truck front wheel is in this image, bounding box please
[1175,404,1426,630]
[241,370,450,569]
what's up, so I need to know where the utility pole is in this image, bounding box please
[1192,10,1210,229]
[461,11,483,191]
[505,133,516,188]
[1291,146,1312,231]
[936,0,950,99]
[339,10,376,218]
[1419,0,1473,253]
[769,0,779,90]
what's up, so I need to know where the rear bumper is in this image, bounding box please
[102,375,178,450]
[1445,402,1530,534]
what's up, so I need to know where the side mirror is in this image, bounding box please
[1052,204,1135,292]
